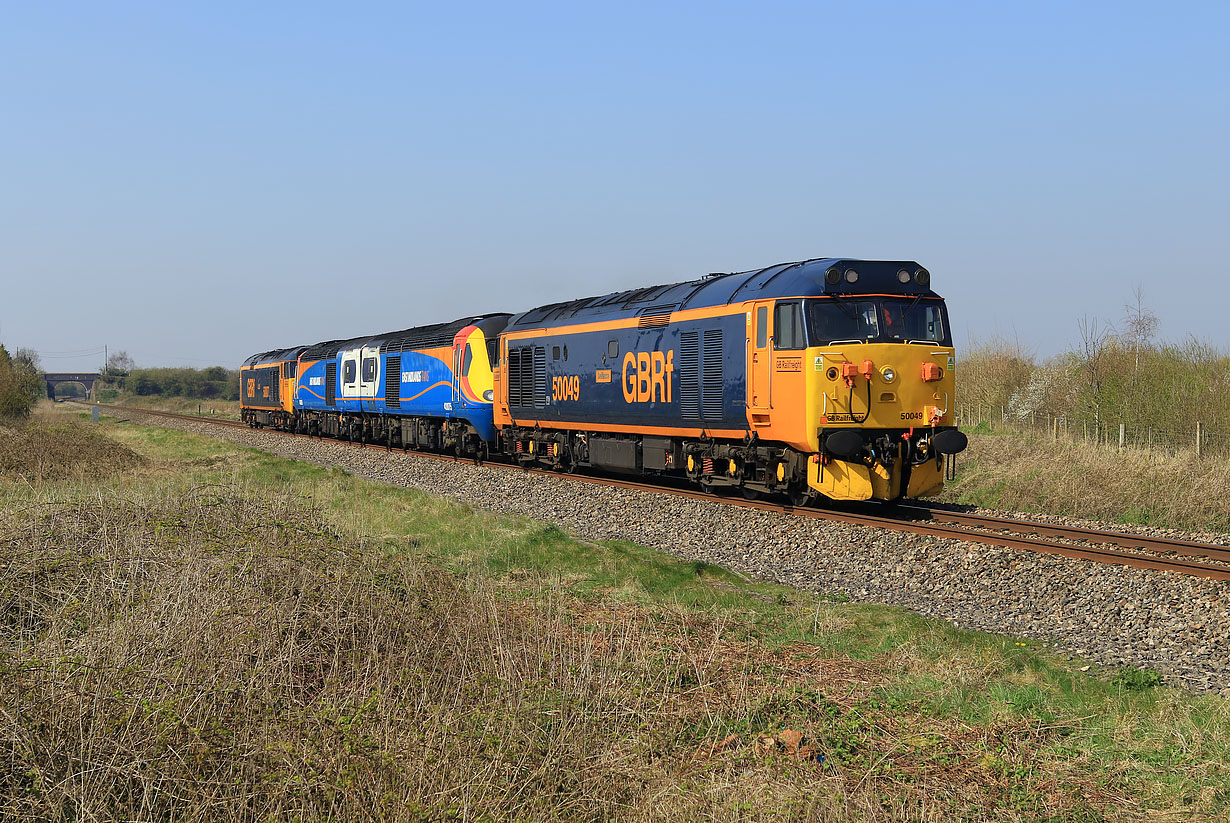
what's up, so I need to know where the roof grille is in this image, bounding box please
[637,306,675,328]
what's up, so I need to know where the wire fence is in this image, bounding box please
[955,405,1228,458]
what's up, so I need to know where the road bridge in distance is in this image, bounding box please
[45,372,101,399]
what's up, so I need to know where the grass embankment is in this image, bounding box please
[942,429,1230,532]
[2,414,1229,821]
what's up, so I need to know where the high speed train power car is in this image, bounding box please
[241,257,967,503]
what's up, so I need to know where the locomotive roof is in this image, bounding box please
[242,346,308,368]
[297,313,512,361]
[504,258,940,331]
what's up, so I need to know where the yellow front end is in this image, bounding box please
[800,343,957,501]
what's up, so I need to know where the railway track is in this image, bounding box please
[92,403,1230,583]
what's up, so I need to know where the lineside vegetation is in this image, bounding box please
[0,345,44,419]
[95,365,240,403]
[957,291,1229,447]
[950,294,1229,528]
[1,410,1228,821]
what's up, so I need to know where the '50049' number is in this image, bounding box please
[553,375,580,401]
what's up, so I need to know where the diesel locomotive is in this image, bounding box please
[241,257,967,503]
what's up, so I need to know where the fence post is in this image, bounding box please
[1053,417,1058,442]
[1197,422,1203,458]
[1119,423,1125,452]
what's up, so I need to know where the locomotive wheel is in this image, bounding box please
[789,489,815,508]
[741,487,761,500]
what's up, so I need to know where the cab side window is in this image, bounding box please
[343,360,356,384]
[362,358,377,382]
[774,302,805,350]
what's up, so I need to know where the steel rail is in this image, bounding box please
[91,404,1230,582]
[896,505,1230,566]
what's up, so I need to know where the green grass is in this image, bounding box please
[8,414,1230,821]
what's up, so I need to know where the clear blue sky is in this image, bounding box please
[3,1,1227,371]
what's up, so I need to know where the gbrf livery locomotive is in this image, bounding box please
[241,258,967,503]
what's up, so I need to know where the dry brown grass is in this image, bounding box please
[0,412,144,483]
[0,481,1146,822]
[944,431,1230,531]
[94,396,242,419]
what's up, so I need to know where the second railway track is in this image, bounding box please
[94,403,1230,583]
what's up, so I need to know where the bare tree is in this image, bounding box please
[1077,316,1109,428]
[106,350,135,376]
[13,347,41,372]
[1122,285,1159,375]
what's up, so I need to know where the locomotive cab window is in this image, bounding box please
[462,343,475,375]
[362,358,377,382]
[773,302,805,350]
[806,298,951,346]
[343,360,356,384]
[879,298,947,343]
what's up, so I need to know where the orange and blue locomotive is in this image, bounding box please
[240,257,966,503]
[238,346,307,429]
[493,258,966,503]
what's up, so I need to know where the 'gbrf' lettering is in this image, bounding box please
[553,375,580,402]
[622,350,674,403]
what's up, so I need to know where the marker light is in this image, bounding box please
[825,267,842,285]
[897,269,911,283]
[914,268,930,286]
[845,269,859,283]
[881,367,896,382]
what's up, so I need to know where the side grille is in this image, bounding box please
[533,346,547,408]
[325,362,336,407]
[701,329,723,421]
[508,346,541,408]
[679,330,700,421]
[385,356,401,408]
[507,348,522,407]
[519,348,533,406]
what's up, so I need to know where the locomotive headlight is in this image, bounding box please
[881,366,896,383]
[845,269,859,283]
[483,389,494,401]
[897,269,911,284]
[914,268,930,286]
[825,267,842,285]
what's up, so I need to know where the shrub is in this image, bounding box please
[0,344,43,419]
